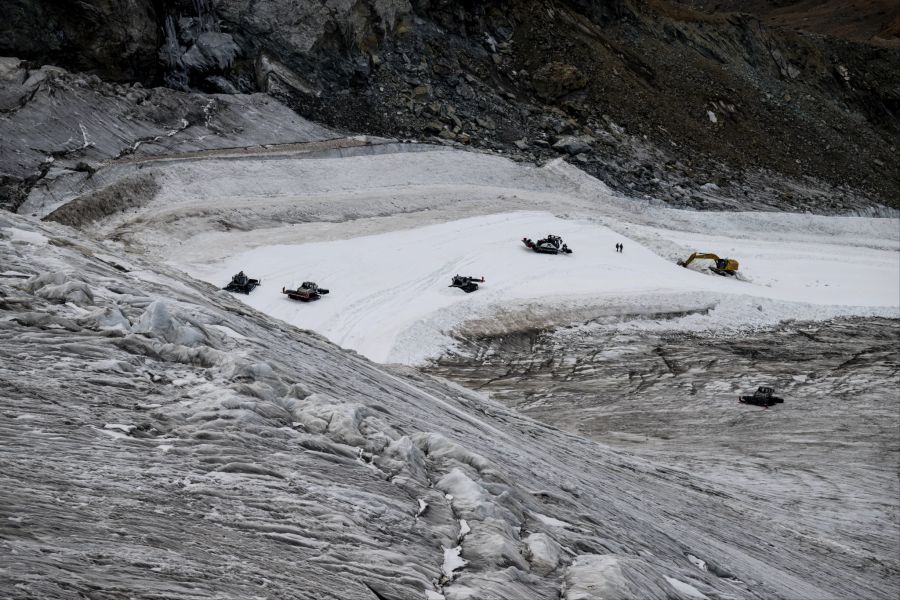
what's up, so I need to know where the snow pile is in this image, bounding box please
[562,554,713,600]
[524,532,563,575]
[4,227,48,245]
[24,272,95,306]
[441,545,468,581]
[132,300,209,346]
[563,554,654,600]
[82,306,132,331]
[665,576,710,599]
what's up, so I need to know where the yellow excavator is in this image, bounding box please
[677,252,739,276]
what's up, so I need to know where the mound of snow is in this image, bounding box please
[564,554,651,600]
[665,576,709,599]
[24,271,95,306]
[132,300,208,346]
[524,532,562,575]
[441,545,468,581]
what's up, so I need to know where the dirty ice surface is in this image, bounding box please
[180,211,899,364]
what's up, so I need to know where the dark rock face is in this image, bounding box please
[2,0,899,211]
[0,0,161,82]
[0,58,339,212]
[679,0,900,46]
[531,62,587,101]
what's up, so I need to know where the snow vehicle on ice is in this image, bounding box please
[739,386,784,407]
[449,275,484,293]
[678,252,739,276]
[522,234,572,255]
[282,282,329,301]
[224,271,260,294]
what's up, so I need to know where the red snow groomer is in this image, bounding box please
[282,281,329,302]
[522,234,572,255]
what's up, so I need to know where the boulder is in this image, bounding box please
[532,62,587,101]
[552,135,595,155]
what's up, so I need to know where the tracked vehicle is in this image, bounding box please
[224,271,260,294]
[282,281,329,302]
[449,275,484,293]
[739,386,784,407]
[523,234,572,255]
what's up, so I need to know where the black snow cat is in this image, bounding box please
[224,271,260,294]
[739,386,784,407]
[449,275,485,293]
[523,234,572,255]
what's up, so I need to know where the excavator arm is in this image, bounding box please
[679,252,720,268]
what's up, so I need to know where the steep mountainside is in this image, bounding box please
[679,0,900,46]
[3,206,899,599]
[1,0,898,212]
[1,4,898,599]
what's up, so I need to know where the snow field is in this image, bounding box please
[179,211,899,364]
[638,224,900,306]
[82,145,894,365]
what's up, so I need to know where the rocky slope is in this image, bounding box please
[6,211,899,599]
[1,4,898,599]
[428,317,900,595]
[680,0,900,46]
[2,130,894,597]
[2,0,898,212]
[0,56,349,212]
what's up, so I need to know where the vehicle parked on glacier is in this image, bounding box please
[678,252,739,276]
[449,275,485,293]
[739,386,784,407]
[282,281,329,301]
[223,271,260,294]
[522,234,572,255]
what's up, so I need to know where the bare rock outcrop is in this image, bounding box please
[0,59,339,212]
[2,1,898,211]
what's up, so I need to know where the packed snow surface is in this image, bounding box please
[182,211,898,364]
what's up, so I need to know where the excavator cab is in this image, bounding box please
[715,258,739,273]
